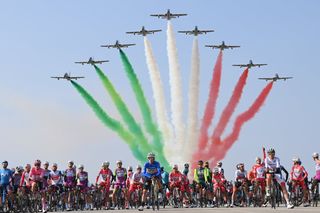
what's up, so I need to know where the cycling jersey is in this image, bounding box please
[315,162,320,180]
[235,169,247,181]
[96,168,113,184]
[265,157,281,172]
[64,168,76,187]
[20,171,30,187]
[12,173,22,187]
[161,171,169,185]
[29,167,44,183]
[143,161,161,179]
[49,170,63,185]
[77,171,88,187]
[291,165,308,181]
[114,167,127,183]
[169,171,183,183]
[193,167,209,183]
[0,169,13,185]
[251,164,266,180]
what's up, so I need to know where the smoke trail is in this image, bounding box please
[185,37,200,161]
[211,68,249,140]
[196,50,223,160]
[70,80,145,162]
[167,21,185,163]
[208,82,273,163]
[93,65,151,155]
[143,37,172,148]
[119,49,170,169]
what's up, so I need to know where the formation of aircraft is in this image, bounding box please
[126,26,161,36]
[259,73,293,82]
[74,57,109,65]
[101,40,135,49]
[51,73,84,81]
[232,60,267,68]
[150,9,187,20]
[205,41,240,50]
[178,26,214,36]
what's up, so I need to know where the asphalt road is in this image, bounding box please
[62,206,319,213]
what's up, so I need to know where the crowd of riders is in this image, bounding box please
[0,148,319,212]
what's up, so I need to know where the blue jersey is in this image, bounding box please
[143,161,161,179]
[0,169,13,185]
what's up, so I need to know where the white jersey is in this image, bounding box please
[49,170,63,185]
[130,172,143,184]
[265,157,281,170]
[235,170,247,181]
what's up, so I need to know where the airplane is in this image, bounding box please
[51,73,84,81]
[100,40,135,49]
[178,26,214,36]
[126,26,161,36]
[258,73,293,82]
[150,9,187,20]
[205,41,240,50]
[74,57,109,65]
[232,60,267,68]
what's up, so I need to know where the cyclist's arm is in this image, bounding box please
[262,147,266,161]
[302,166,308,180]
[281,166,289,182]
[193,169,198,183]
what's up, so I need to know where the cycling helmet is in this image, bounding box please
[136,165,142,169]
[184,163,189,168]
[2,160,8,164]
[213,168,219,174]
[255,157,261,161]
[52,163,58,167]
[160,166,164,172]
[68,160,74,165]
[78,164,84,169]
[204,161,209,166]
[267,148,275,154]
[147,152,155,158]
[16,166,23,172]
[312,152,319,158]
[43,161,49,165]
[198,160,203,165]
[102,161,110,167]
[173,164,178,170]
[34,159,41,166]
[116,160,122,164]
[217,162,222,167]
[128,166,133,171]
[25,164,31,169]
[292,157,300,163]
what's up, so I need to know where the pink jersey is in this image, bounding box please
[212,173,225,184]
[291,165,308,181]
[169,171,183,183]
[29,167,44,182]
[77,171,88,186]
[315,162,320,180]
[251,164,266,180]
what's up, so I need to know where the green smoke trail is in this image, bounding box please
[93,65,151,155]
[71,80,144,162]
[119,49,170,169]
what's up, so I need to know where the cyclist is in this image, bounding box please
[181,169,191,208]
[12,166,23,194]
[169,164,184,207]
[76,164,92,210]
[42,162,51,190]
[64,160,77,211]
[193,160,209,206]
[216,162,225,178]
[290,157,309,207]
[126,166,133,191]
[30,159,47,213]
[231,163,249,207]
[250,157,266,204]
[265,148,294,209]
[0,161,13,208]
[48,163,63,194]
[95,161,113,210]
[20,164,31,193]
[127,165,143,206]
[139,152,161,211]
[212,167,228,207]
[111,160,127,210]
[160,167,169,193]
[311,152,320,194]
[204,161,214,207]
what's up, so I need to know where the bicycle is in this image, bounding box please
[311,178,319,207]
[150,176,160,211]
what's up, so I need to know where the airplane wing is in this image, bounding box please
[229,45,240,49]
[94,60,109,64]
[279,77,293,80]
[232,64,245,67]
[149,30,162,33]
[205,45,219,49]
[258,77,273,81]
[178,31,191,34]
[100,45,114,48]
[71,77,85,80]
[126,31,139,35]
[172,13,187,17]
[202,30,215,34]
[74,62,86,65]
[150,14,164,18]
[256,64,268,67]
[123,44,135,47]
[51,77,61,80]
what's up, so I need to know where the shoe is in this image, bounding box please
[303,202,310,207]
[224,204,229,207]
[287,203,294,209]
[138,206,144,211]
[109,206,115,210]
[266,190,271,197]
[230,204,233,208]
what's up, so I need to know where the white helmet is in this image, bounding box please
[52,163,58,167]
[147,152,155,158]
[78,164,84,169]
[136,165,142,169]
[116,160,122,164]
[312,152,319,158]
[127,166,133,171]
[292,157,300,163]
[255,157,261,162]
[68,160,74,165]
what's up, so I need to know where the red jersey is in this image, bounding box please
[291,165,308,181]
[29,167,44,182]
[169,171,183,183]
[95,168,113,184]
[251,164,266,180]
[212,173,225,184]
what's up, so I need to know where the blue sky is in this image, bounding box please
[0,0,319,180]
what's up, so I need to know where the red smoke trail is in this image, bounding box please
[193,50,223,162]
[211,68,249,142]
[208,82,274,164]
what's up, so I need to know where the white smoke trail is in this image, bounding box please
[167,21,185,165]
[143,37,172,149]
[184,37,200,162]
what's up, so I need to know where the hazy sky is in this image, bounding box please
[1,0,319,181]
